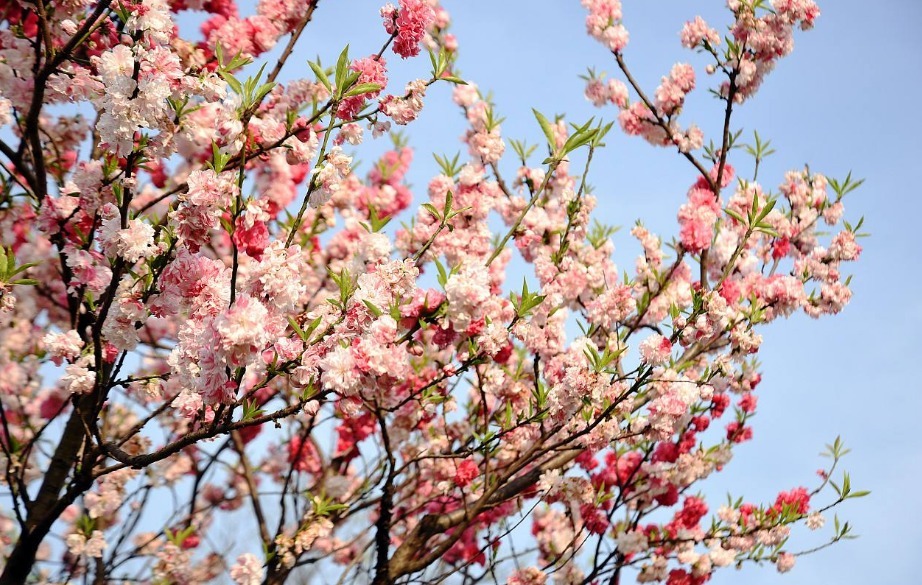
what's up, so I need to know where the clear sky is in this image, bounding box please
[188,1,921,582]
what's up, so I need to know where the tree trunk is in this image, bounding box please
[0,398,94,584]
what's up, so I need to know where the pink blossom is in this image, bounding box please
[680,16,721,49]
[829,231,862,261]
[100,212,157,263]
[214,295,274,367]
[66,530,108,558]
[726,421,753,443]
[614,529,648,554]
[585,285,636,329]
[337,56,388,121]
[582,0,629,51]
[288,436,322,474]
[639,333,672,365]
[507,567,547,585]
[232,216,270,260]
[0,1,865,582]
[774,0,821,29]
[230,553,264,585]
[61,359,95,395]
[382,0,435,59]
[584,78,609,107]
[0,98,11,126]
[310,147,353,207]
[380,79,428,125]
[655,63,696,116]
[775,552,796,573]
[454,458,479,487]
[678,185,721,254]
[43,330,84,366]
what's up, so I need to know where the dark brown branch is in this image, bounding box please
[613,51,714,190]
[371,409,397,585]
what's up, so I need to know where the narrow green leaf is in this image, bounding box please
[532,109,557,153]
[334,45,351,96]
[422,203,441,221]
[308,60,332,92]
[287,317,308,341]
[344,82,382,98]
[363,300,383,318]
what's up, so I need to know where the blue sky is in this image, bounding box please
[183,1,921,582]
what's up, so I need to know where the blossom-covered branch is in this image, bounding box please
[0,0,866,584]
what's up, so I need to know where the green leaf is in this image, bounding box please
[363,300,383,318]
[219,69,243,95]
[511,279,546,319]
[442,190,454,219]
[308,59,332,92]
[532,109,558,155]
[366,205,391,232]
[428,48,439,76]
[755,198,777,222]
[829,171,865,200]
[241,399,264,421]
[287,317,308,342]
[435,258,449,288]
[724,207,746,224]
[254,81,277,105]
[422,203,441,222]
[562,118,596,155]
[209,142,231,174]
[510,139,537,164]
[334,45,351,97]
[592,120,615,147]
[304,316,323,338]
[165,525,196,546]
[433,152,462,178]
[344,82,381,98]
[214,41,225,68]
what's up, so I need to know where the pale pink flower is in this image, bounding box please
[584,78,609,107]
[654,63,696,116]
[678,185,721,253]
[614,530,649,554]
[380,79,428,125]
[230,553,264,585]
[582,0,629,51]
[43,330,84,366]
[775,552,796,573]
[310,147,353,207]
[319,345,361,396]
[67,530,108,558]
[585,285,636,329]
[507,567,547,585]
[639,334,672,365]
[0,98,11,126]
[215,295,274,367]
[452,83,479,108]
[681,16,721,48]
[806,512,825,530]
[61,358,95,395]
[338,123,364,145]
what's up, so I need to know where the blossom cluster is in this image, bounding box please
[0,0,865,584]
